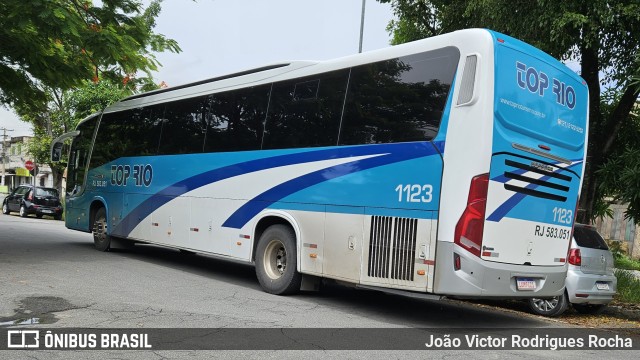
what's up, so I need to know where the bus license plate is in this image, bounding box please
[596,282,610,291]
[516,278,536,291]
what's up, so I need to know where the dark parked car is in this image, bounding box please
[2,185,63,220]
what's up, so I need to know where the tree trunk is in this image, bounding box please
[577,164,598,223]
[51,166,64,195]
[576,36,602,225]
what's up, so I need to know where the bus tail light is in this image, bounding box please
[454,174,489,257]
[567,198,579,249]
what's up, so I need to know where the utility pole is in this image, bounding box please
[1,127,14,187]
[359,0,366,53]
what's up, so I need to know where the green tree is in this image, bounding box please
[2,0,179,192]
[0,0,179,107]
[596,97,640,221]
[380,0,640,223]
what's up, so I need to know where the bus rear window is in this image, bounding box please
[35,188,59,197]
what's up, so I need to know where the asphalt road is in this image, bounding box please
[0,212,637,359]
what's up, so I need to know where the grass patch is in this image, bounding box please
[615,269,640,303]
[609,241,640,270]
[614,254,640,271]
[616,256,640,271]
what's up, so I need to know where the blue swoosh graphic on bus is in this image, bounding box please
[490,168,527,184]
[221,146,440,229]
[114,141,444,236]
[486,160,582,222]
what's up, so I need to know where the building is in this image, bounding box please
[0,136,53,193]
[593,204,640,259]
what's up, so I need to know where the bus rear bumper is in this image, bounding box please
[433,242,567,299]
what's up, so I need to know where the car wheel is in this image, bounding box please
[36,214,43,219]
[54,214,62,221]
[255,224,302,295]
[2,202,9,215]
[527,291,569,317]
[572,303,607,315]
[92,207,111,252]
[19,205,28,218]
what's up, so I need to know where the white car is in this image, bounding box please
[528,224,617,316]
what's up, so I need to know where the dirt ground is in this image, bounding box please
[465,299,640,334]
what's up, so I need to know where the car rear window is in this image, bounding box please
[573,227,609,250]
[35,188,59,197]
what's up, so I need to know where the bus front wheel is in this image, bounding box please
[255,224,301,295]
[92,208,111,252]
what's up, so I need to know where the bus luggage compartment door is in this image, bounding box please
[360,211,434,292]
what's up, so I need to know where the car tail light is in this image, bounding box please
[454,174,489,257]
[568,248,581,266]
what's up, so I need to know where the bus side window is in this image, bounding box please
[158,96,209,155]
[262,69,349,150]
[204,85,270,153]
[339,47,459,145]
[91,105,164,168]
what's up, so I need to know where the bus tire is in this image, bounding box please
[92,207,111,252]
[527,291,568,317]
[255,224,301,295]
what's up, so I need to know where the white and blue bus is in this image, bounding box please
[52,29,588,298]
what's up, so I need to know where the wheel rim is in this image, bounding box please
[263,239,287,280]
[20,206,25,216]
[2,204,6,213]
[93,215,107,243]
[531,297,559,313]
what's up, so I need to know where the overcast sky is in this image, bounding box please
[0,0,394,137]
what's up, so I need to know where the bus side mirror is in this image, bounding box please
[50,130,80,163]
[51,142,63,162]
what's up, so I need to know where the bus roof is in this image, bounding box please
[105,28,578,114]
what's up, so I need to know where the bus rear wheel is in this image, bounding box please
[92,207,111,252]
[255,224,301,295]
